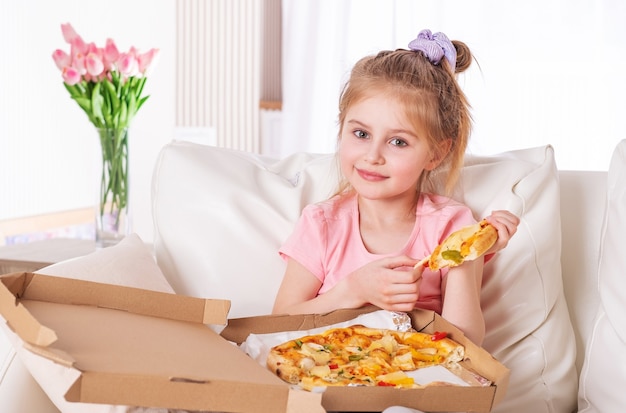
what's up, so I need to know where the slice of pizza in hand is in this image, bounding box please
[418,219,498,271]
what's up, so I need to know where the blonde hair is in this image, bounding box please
[335,39,473,196]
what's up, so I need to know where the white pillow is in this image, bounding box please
[0,233,174,413]
[458,147,578,413]
[152,142,339,318]
[153,141,577,412]
[36,233,173,294]
[578,139,626,412]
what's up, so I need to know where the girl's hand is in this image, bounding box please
[273,256,422,315]
[484,210,520,254]
[345,256,423,312]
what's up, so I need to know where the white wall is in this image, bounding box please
[457,1,626,171]
[3,1,624,245]
[280,0,626,171]
[0,0,176,243]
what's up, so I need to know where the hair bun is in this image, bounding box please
[408,29,457,71]
[452,40,472,73]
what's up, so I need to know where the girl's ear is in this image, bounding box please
[425,139,452,170]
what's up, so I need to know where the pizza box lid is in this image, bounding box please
[0,272,325,413]
[222,307,511,413]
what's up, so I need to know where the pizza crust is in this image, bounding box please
[266,352,301,384]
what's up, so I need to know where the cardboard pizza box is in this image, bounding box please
[0,272,509,413]
[223,307,510,413]
[0,272,324,413]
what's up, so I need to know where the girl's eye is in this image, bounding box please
[390,138,408,147]
[354,130,368,139]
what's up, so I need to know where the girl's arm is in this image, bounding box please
[272,256,423,315]
[440,210,518,346]
[272,258,327,314]
[441,258,485,345]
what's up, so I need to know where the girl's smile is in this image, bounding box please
[356,167,387,181]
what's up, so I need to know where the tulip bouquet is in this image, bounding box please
[52,23,158,246]
[52,22,158,130]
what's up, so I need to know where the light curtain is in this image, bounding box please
[280,0,423,157]
[279,0,626,171]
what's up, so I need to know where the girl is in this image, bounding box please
[272,30,519,346]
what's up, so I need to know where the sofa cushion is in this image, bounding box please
[0,234,173,413]
[458,147,578,413]
[152,143,339,318]
[152,141,577,413]
[578,139,626,412]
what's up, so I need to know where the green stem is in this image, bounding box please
[97,128,129,229]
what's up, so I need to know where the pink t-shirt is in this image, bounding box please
[279,193,477,314]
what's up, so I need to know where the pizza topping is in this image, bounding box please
[391,351,416,370]
[299,357,316,372]
[310,365,331,378]
[300,342,332,364]
[376,370,415,386]
[431,331,448,341]
[441,249,463,264]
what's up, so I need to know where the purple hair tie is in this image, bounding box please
[408,29,457,71]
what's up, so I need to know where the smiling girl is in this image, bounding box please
[272,30,519,345]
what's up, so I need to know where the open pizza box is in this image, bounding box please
[0,272,509,413]
[223,308,510,412]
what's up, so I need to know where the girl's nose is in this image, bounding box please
[364,140,384,164]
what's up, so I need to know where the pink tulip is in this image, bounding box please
[86,42,99,54]
[74,37,88,55]
[137,48,159,74]
[61,23,88,54]
[72,52,87,75]
[70,46,87,75]
[104,38,120,65]
[62,66,81,85]
[60,23,79,43]
[52,49,71,71]
[85,52,105,77]
[117,52,138,76]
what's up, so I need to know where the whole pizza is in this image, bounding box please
[266,325,464,390]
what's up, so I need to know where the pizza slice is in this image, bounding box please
[418,219,498,271]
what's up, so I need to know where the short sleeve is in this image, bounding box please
[279,204,327,282]
[417,194,477,249]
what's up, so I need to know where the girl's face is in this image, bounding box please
[339,93,440,203]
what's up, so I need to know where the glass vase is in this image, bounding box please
[95,127,131,248]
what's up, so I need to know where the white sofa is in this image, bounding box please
[0,139,624,413]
